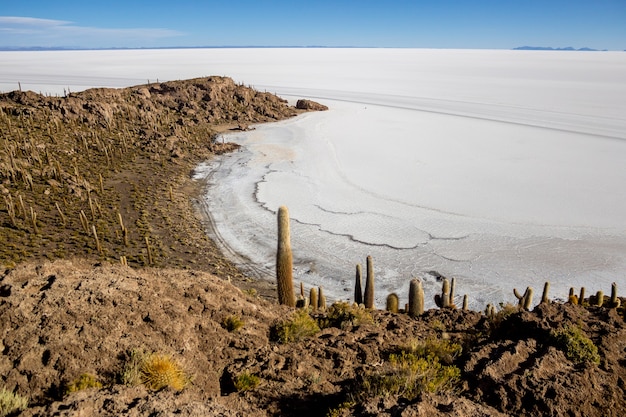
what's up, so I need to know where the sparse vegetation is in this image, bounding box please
[0,388,28,417]
[270,309,320,343]
[64,373,102,396]
[221,314,245,332]
[319,301,373,329]
[234,372,260,392]
[355,339,462,401]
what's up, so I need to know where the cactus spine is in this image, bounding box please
[276,206,295,307]
[354,264,363,305]
[386,293,399,313]
[364,256,375,309]
[408,279,425,317]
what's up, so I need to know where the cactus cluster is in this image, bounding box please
[273,212,624,326]
[513,287,534,310]
[434,278,456,309]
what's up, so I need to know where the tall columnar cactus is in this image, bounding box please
[319,286,327,311]
[513,287,534,310]
[579,287,586,306]
[276,206,295,307]
[309,287,318,313]
[568,287,579,305]
[364,256,375,309]
[408,279,425,317]
[462,294,469,311]
[541,282,550,304]
[386,293,399,313]
[609,282,621,308]
[355,264,363,305]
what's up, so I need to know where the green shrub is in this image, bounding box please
[355,337,461,401]
[0,388,28,417]
[64,373,102,396]
[234,372,260,391]
[221,315,244,332]
[320,301,373,329]
[270,309,320,343]
[550,325,600,365]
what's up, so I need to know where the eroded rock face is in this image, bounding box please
[296,99,329,111]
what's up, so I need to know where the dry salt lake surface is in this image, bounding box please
[2,48,626,309]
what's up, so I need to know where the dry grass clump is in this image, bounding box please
[64,373,102,396]
[234,372,261,392]
[354,337,462,401]
[270,309,320,344]
[319,301,373,330]
[0,388,28,417]
[221,314,245,333]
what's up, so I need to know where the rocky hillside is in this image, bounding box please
[0,77,317,297]
[0,259,625,416]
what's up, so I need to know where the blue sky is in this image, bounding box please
[1,0,625,50]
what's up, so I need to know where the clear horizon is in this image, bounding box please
[1,0,625,50]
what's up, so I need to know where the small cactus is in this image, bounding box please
[594,290,604,307]
[276,206,295,307]
[386,293,399,313]
[541,282,550,304]
[408,278,425,317]
[609,282,621,308]
[309,287,318,313]
[364,256,375,309]
[354,264,363,305]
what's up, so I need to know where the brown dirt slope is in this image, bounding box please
[1,259,625,416]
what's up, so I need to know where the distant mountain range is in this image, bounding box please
[513,46,608,51]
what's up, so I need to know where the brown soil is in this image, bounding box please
[1,79,626,416]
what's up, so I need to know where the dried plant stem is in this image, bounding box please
[99,173,104,194]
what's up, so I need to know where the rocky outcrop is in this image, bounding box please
[296,99,328,111]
